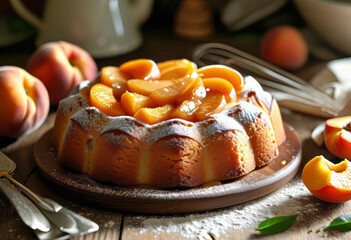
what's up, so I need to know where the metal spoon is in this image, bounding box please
[0,178,51,233]
[0,152,51,233]
[0,151,99,237]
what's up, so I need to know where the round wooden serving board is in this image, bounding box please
[34,123,301,214]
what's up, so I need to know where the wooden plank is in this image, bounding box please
[0,196,38,240]
[0,113,57,240]
[120,175,351,240]
[0,113,56,183]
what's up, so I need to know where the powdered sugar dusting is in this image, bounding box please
[71,107,107,131]
[148,119,201,144]
[59,94,89,115]
[134,177,323,239]
[231,102,261,126]
[239,76,272,109]
[201,111,246,137]
[102,117,145,141]
[60,97,266,146]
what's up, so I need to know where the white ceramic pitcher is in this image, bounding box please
[10,0,154,57]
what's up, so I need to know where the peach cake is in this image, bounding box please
[51,59,286,188]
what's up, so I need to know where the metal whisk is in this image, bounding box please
[192,42,343,118]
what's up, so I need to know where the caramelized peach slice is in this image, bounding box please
[127,79,176,96]
[159,59,198,80]
[149,78,193,106]
[172,100,199,122]
[157,59,197,72]
[134,104,174,125]
[119,59,160,80]
[176,77,206,104]
[90,83,125,116]
[197,65,244,92]
[100,66,127,98]
[196,94,227,121]
[120,92,155,116]
[203,77,236,102]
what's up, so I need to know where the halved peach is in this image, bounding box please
[172,100,199,122]
[90,83,125,116]
[126,79,176,96]
[149,78,193,106]
[133,104,174,125]
[324,116,351,160]
[120,92,155,116]
[119,59,160,80]
[176,77,206,104]
[196,94,227,121]
[197,65,244,92]
[302,155,351,203]
[100,66,128,98]
[203,77,236,102]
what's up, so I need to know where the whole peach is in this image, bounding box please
[260,25,308,70]
[26,41,97,104]
[0,66,50,138]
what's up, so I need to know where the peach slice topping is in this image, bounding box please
[176,77,206,104]
[119,59,160,80]
[100,66,127,98]
[197,65,244,92]
[86,60,246,123]
[90,83,125,116]
[134,104,174,125]
[149,78,193,106]
[120,92,155,116]
[203,77,236,102]
[127,79,177,96]
[157,59,197,72]
[172,100,199,122]
[196,94,227,121]
[158,59,198,80]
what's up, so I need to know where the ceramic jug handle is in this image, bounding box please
[9,0,43,29]
[131,0,154,26]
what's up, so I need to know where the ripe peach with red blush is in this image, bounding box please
[260,25,308,70]
[26,41,97,104]
[0,66,50,138]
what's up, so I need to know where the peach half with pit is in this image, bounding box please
[324,116,351,160]
[302,155,351,203]
[0,66,50,138]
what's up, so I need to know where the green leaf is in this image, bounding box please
[324,214,351,232]
[256,214,298,235]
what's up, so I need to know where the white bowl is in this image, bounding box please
[293,0,351,55]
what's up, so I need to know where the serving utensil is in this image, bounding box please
[193,42,343,118]
[0,151,99,239]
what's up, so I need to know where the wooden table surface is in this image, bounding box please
[1,20,351,240]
